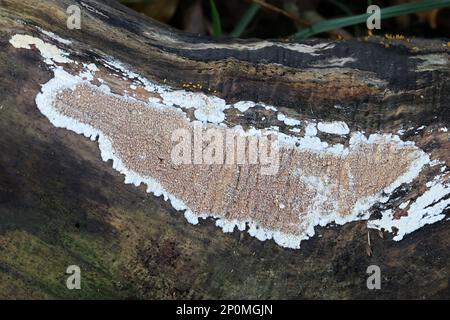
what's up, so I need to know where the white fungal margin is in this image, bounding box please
[9,34,72,64]
[36,27,72,45]
[317,121,350,135]
[161,90,227,124]
[313,57,356,67]
[368,180,450,241]
[277,113,301,126]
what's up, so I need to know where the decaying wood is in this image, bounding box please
[0,0,449,299]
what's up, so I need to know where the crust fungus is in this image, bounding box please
[11,33,450,248]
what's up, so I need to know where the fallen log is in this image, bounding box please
[0,0,449,299]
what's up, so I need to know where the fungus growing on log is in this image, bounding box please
[9,31,448,248]
[2,0,450,299]
[45,74,432,248]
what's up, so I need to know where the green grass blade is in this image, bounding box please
[230,3,261,37]
[292,0,450,38]
[210,0,223,37]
